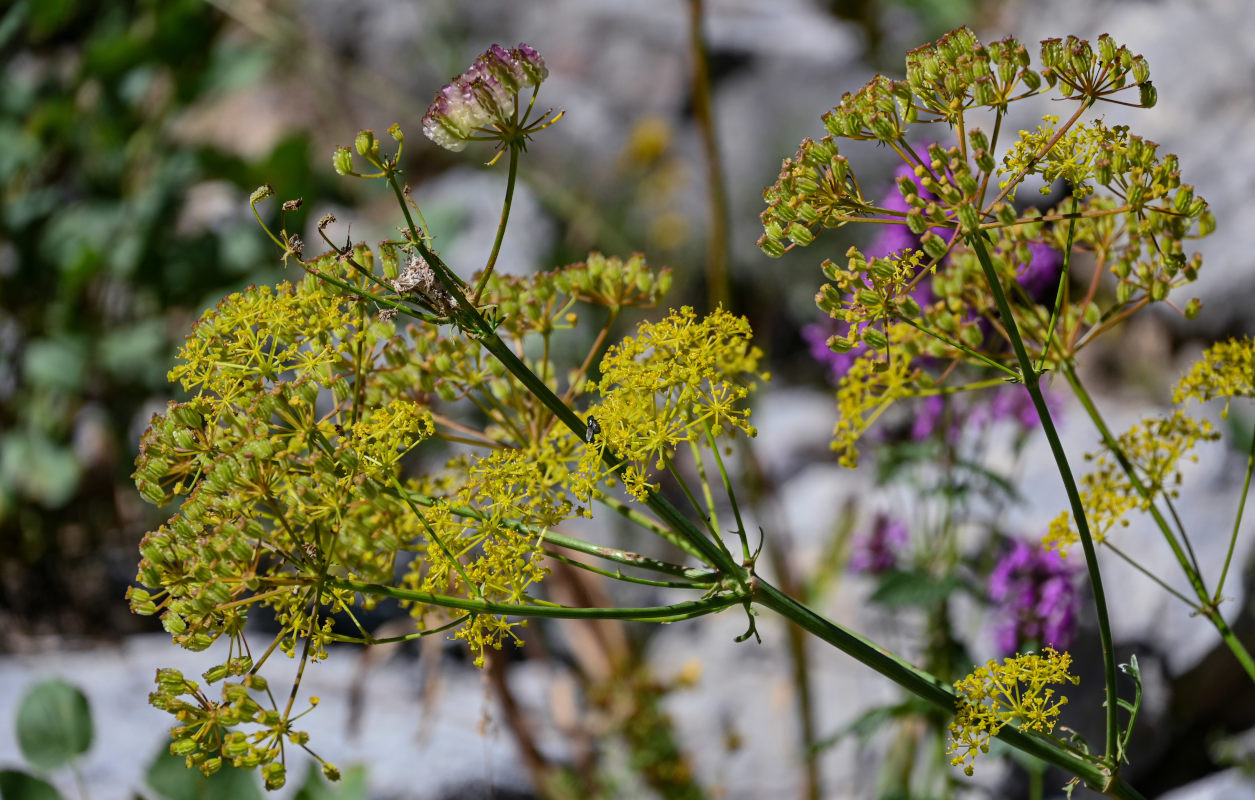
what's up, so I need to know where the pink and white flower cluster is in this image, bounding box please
[422,43,548,152]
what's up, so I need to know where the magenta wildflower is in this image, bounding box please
[849,514,908,574]
[988,539,1080,655]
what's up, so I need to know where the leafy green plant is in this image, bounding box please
[127,29,1255,799]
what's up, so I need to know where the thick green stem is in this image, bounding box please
[753,580,1144,799]
[967,232,1121,764]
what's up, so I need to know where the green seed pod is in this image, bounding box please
[821,110,843,138]
[863,327,889,350]
[222,733,250,760]
[957,203,981,233]
[793,174,819,194]
[974,148,995,173]
[263,762,286,791]
[820,259,841,281]
[907,210,929,235]
[139,480,168,506]
[956,171,979,196]
[994,203,1017,226]
[1132,56,1150,84]
[973,76,998,106]
[898,295,921,317]
[868,113,898,141]
[828,335,854,353]
[1150,280,1169,302]
[203,663,230,684]
[354,129,376,157]
[857,289,882,309]
[1139,81,1157,108]
[1094,157,1113,186]
[787,222,814,247]
[1115,281,1135,304]
[170,738,199,757]
[172,404,204,428]
[1184,297,1202,320]
[156,668,188,693]
[770,200,796,222]
[1174,185,1194,214]
[1023,69,1042,91]
[1097,34,1117,64]
[869,259,896,281]
[173,428,196,450]
[921,231,949,260]
[816,285,841,314]
[332,146,353,176]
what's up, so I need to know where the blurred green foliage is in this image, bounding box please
[0,0,339,637]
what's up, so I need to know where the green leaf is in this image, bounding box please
[0,770,65,800]
[15,680,92,772]
[146,748,263,800]
[868,569,964,608]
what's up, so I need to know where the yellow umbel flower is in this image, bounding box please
[1173,336,1255,417]
[589,306,762,500]
[948,648,1078,776]
[1044,410,1218,555]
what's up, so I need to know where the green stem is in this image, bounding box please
[326,576,741,621]
[753,580,1144,799]
[596,494,710,564]
[543,550,714,590]
[1037,195,1079,372]
[1102,542,1199,609]
[705,423,750,561]
[1215,418,1255,603]
[898,315,1019,376]
[967,232,1120,764]
[472,144,520,304]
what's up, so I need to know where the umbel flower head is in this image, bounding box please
[948,648,1079,776]
[422,43,557,154]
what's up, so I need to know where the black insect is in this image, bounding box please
[584,416,602,444]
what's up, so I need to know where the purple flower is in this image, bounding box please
[423,43,549,152]
[849,514,908,574]
[967,384,1065,434]
[988,540,1080,655]
[910,394,948,441]
[1016,241,1064,303]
